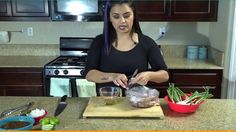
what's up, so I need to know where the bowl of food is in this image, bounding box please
[165,83,213,113]
[164,95,204,113]
[99,86,121,105]
[0,116,34,130]
[126,85,160,108]
[27,108,47,125]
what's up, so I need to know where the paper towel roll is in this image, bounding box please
[0,31,9,43]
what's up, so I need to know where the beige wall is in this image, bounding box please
[208,0,235,98]
[209,0,234,74]
[209,0,233,52]
[0,21,211,45]
[0,22,103,44]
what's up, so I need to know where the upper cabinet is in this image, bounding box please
[0,1,12,16]
[134,0,218,21]
[0,0,50,21]
[0,0,218,21]
[134,1,168,21]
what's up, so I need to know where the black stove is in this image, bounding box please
[44,37,93,77]
[44,37,93,97]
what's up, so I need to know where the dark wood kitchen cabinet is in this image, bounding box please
[134,0,218,21]
[134,1,168,21]
[0,0,49,21]
[147,69,222,98]
[0,68,44,96]
[0,0,11,16]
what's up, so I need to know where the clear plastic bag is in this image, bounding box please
[126,85,160,108]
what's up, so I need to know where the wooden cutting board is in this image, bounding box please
[82,97,164,119]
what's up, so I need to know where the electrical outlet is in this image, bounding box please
[27,27,33,36]
[159,27,166,36]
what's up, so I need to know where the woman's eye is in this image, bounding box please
[113,15,120,19]
[123,14,130,19]
[123,12,131,19]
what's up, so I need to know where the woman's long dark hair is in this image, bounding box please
[103,0,142,55]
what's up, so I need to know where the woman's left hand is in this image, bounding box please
[131,72,150,86]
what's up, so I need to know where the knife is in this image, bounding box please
[54,95,67,117]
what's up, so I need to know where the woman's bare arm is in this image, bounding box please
[133,70,169,85]
[85,69,128,88]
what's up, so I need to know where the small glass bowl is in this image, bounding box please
[99,86,121,105]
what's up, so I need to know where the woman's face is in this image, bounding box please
[109,3,134,34]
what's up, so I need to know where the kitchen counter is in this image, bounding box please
[0,56,223,69]
[0,96,235,130]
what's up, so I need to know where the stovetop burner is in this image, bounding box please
[47,56,86,67]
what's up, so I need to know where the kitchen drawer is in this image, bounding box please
[0,68,43,85]
[0,85,43,96]
[0,68,44,96]
[172,72,218,85]
[147,69,222,98]
[176,85,216,93]
[147,82,168,87]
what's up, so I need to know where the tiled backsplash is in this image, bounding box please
[161,45,224,67]
[208,47,224,67]
[0,44,59,56]
[0,44,224,67]
[161,45,186,58]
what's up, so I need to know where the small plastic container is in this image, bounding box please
[164,95,204,113]
[187,45,199,59]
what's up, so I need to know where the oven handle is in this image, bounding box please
[70,78,78,97]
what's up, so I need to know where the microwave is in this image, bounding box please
[50,0,104,21]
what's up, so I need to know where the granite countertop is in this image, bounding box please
[0,56,223,69]
[0,96,235,130]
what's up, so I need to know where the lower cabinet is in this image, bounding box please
[0,68,44,96]
[147,69,223,98]
[0,68,223,98]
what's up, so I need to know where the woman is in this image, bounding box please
[85,0,169,94]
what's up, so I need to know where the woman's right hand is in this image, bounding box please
[112,73,128,88]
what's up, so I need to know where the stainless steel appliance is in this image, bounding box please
[50,0,104,21]
[44,37,93,97]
